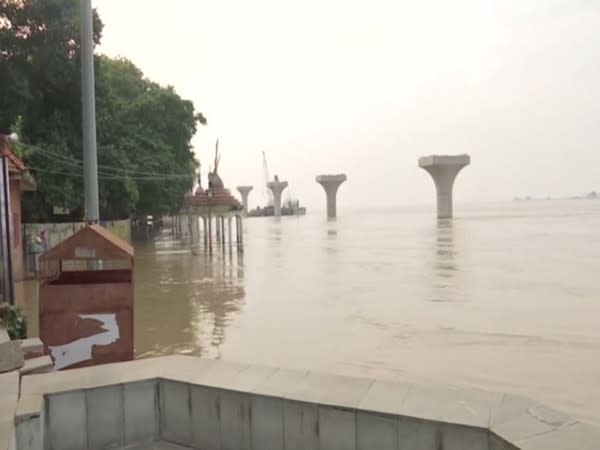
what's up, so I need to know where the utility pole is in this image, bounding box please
[80,0,100,223]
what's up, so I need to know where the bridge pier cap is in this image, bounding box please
[418,154,470,219]
[316,174,347,186]
[418,154,470,168]
[266,180,288,190]
[236,185,253,194]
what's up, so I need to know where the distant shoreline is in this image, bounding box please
[514,192,599,201]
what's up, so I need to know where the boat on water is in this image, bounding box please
[248,199,306,217]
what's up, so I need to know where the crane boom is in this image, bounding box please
[262,151,273,206]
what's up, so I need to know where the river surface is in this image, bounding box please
[23,201,600,425]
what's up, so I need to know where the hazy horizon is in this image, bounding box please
[95,0,600,209]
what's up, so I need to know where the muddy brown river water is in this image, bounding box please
[21,201,600,425]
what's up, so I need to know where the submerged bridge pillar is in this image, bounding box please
[236,186,253,216]
[316,174,347,218]
[266,180,288,217]
[419,154,470,219]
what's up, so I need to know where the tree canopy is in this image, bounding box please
[0,0,205,221]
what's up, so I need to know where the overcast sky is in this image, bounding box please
[95,0,600,208]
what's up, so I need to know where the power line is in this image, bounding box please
[22,142,197,178]
[30,145,194,178]
[27,165,195,182]
[30,152,194,180]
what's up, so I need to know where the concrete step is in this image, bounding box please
[18,337,44,359]
[19,355,53,375]
[0,340,24,373]
[120,441,195,449]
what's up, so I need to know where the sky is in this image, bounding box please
[95,0,600,208]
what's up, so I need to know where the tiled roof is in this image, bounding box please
[89,224,134,257]
[0,135,27,173]
[183,187,241,209]
[41,224,134,262]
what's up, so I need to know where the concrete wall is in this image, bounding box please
[8,356,599,450]
[0,328,19,450]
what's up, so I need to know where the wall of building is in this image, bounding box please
[9,179,23,282]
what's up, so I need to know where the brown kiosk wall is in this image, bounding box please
[39,224,134,370]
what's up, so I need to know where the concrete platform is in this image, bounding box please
[18,338,43,360]
[3,353,599,450]
[121,441,194,449]
[19,355,53,375]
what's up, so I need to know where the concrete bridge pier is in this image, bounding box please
[236,186,253,216]
[419,154,470,218]
[316,174,347,218]
[266,180,288,217]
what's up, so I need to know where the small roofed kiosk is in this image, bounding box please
[39,224,134,370]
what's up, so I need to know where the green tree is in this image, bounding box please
[0,0,205,221]
[94,56,204,218]
[1,0,102,220]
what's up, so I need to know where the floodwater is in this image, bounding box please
[23,201,600,425]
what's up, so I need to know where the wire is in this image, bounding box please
[31,146,194,178]
[30,154,195,180]
[27,166,195,182]
[21,142,197,178]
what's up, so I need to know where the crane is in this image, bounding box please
[262,151,274,206]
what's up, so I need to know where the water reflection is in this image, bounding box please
[270,221,283,243]
[435,219,457,276]
[429,219,459,302]
[134,229,245,359]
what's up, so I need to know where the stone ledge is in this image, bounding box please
[19,356,53,375]
[0,341,24,373]
[491,398,577,444]
[14,395,42,423]
[17,338,43,360]
[401,384,503,429]
[12,356,600,450]
[20,355,179,395]
[120,441,195,449]
[285,371,374,408]
[516,422,600,450]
